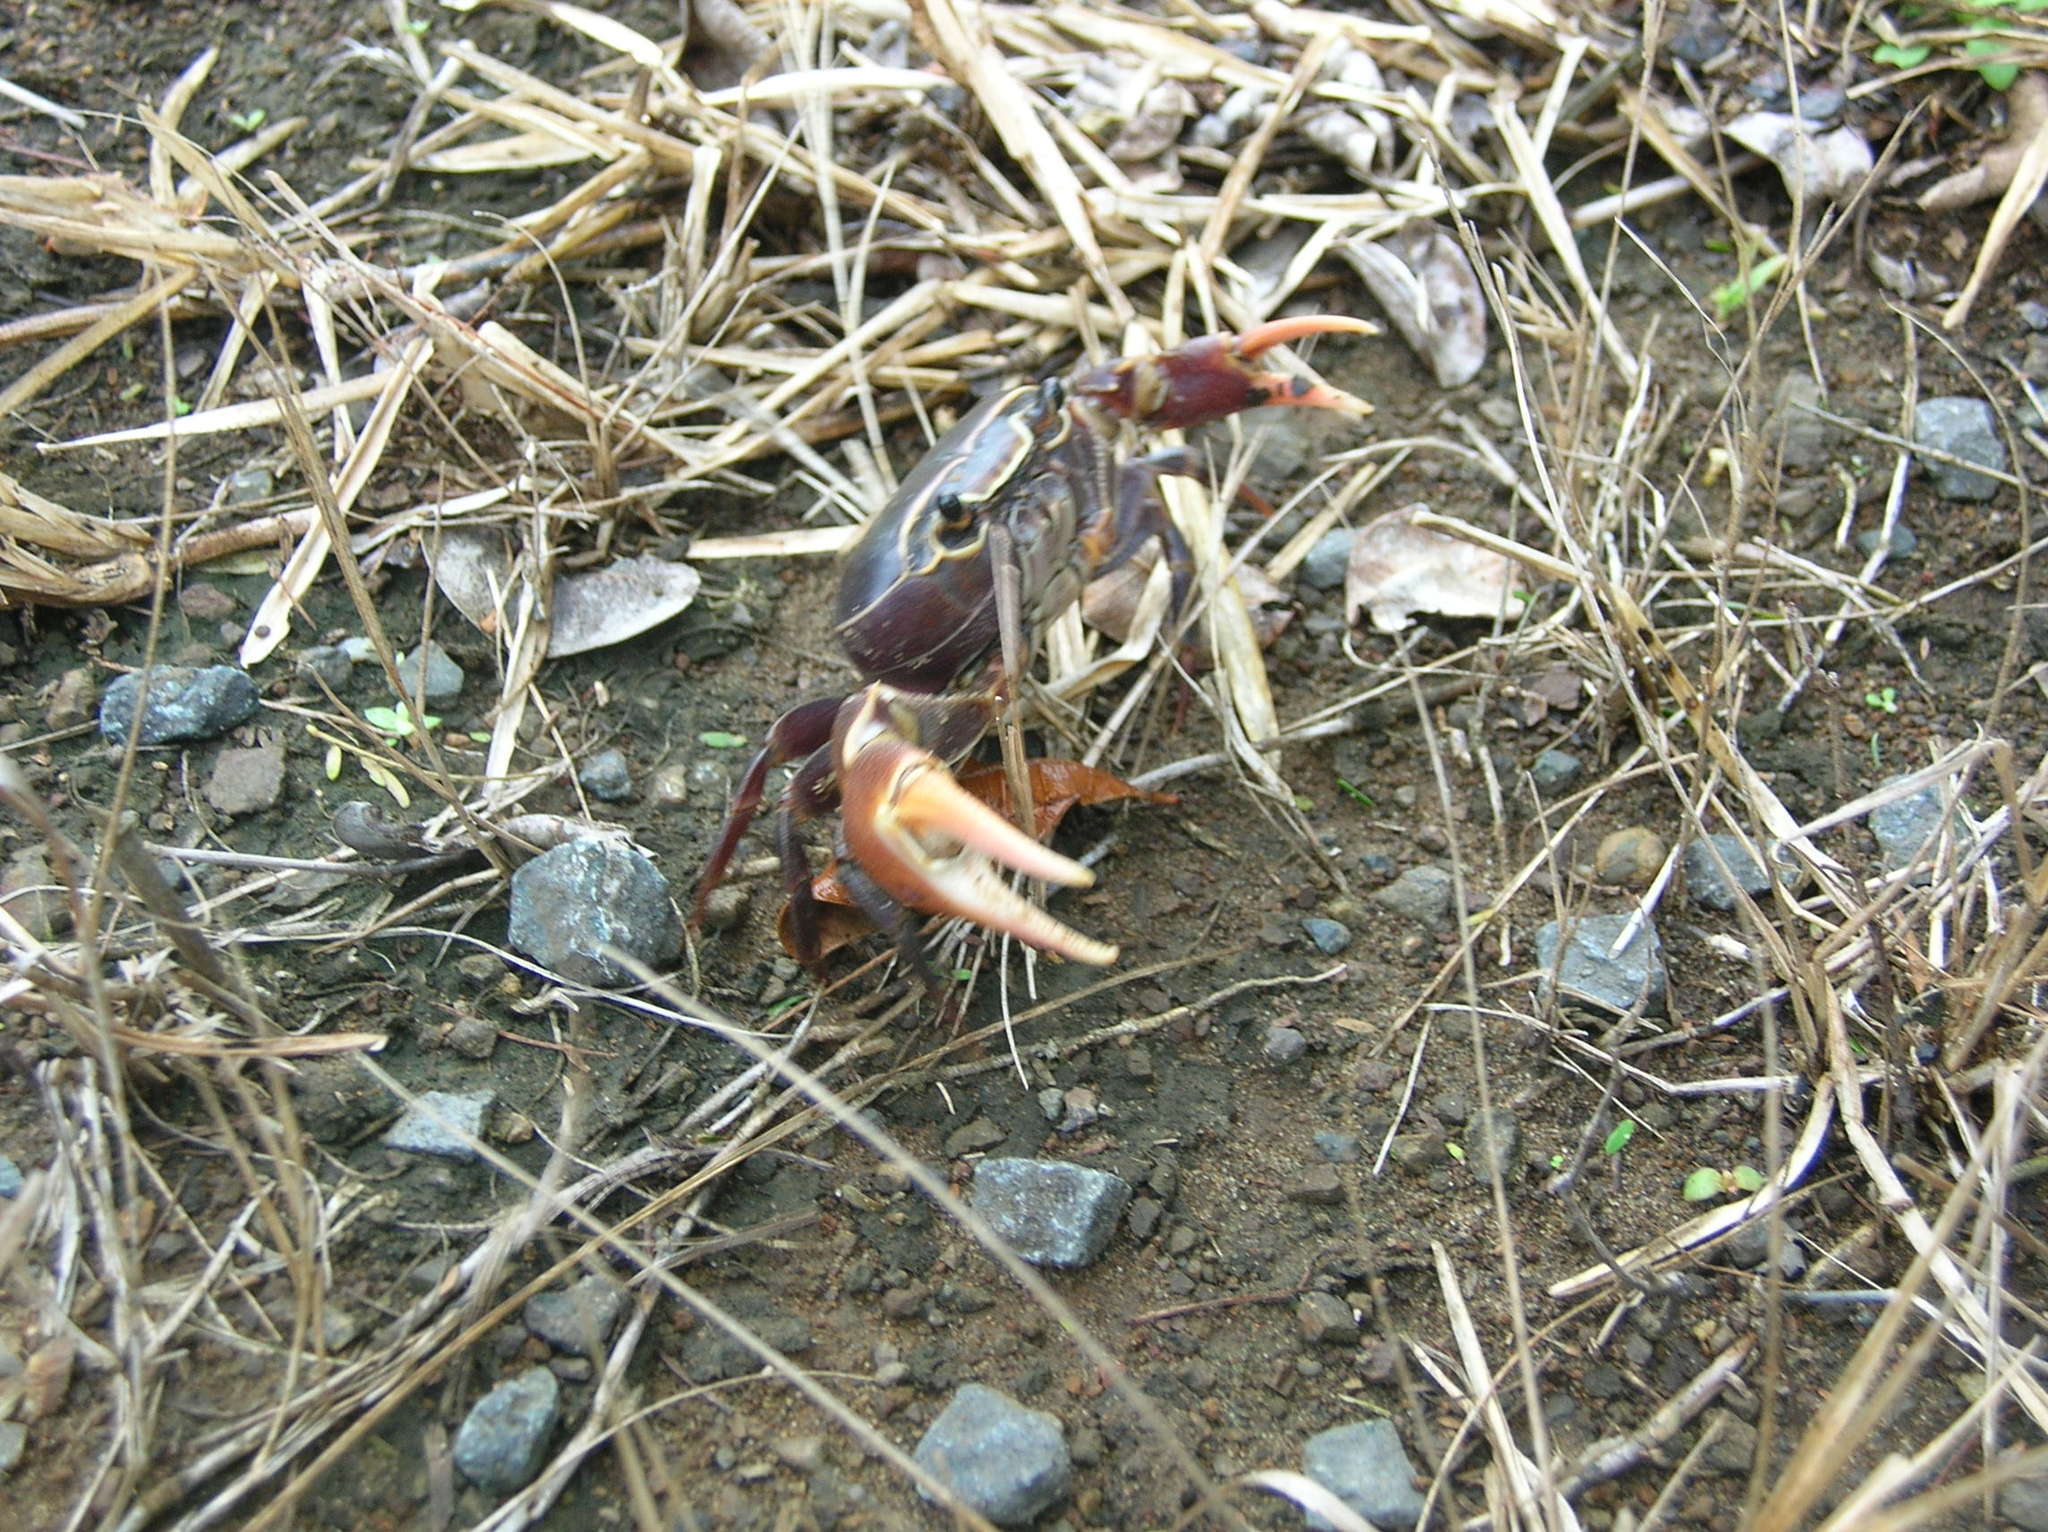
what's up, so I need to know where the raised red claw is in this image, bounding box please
[1070,315,1375,431]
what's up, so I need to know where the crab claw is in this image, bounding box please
[835,687,1118,966]
[1070,315,1375,431]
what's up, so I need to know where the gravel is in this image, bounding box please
[506,839,683,986]
[452,1367,561,1492]
[969,1158,1132,1269]
[99,666,259,747]
[1301,1419,1426,1531]
[913,1382,1071,1525]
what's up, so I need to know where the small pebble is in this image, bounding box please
[0,1155,23,1199]
[506,840,683,987]
[452,1368,562,1493]
[912,1383,1071,1525]
[1912,396,2007,501]
[524,1276,625,1357]
[177,582,237,621]
[1303,917,1353,955]
[1314,1131,1361,1164]
[296,646,352,691]
[1593,826,1667,888]
[1291,1163,1345,1205]
[970,1158,1133,1269]
[1302,1419,1426,1532]
[1297,1292,1357,1347]
[397,639,467,703]
[383,1090,493,1161]
[577,748,634,802]
[1263,1025,1308,1065]
[204,743,287,817]
[1299,528,1356,592]
[647,763,692,805]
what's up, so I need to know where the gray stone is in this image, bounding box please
[1263,1025,1308,1065]
[1869,780,1954,873]
[1683,834,1773,911]
[577,748,634,802]
[204,742,287,816]
[1465,1107,1520,1182]
[1291,1163,1345,1204]
[447,1014,498,1059]
[524,1276,625,1357]
[177,582,237,621]
[2000,1469,2048,1532]
[1303,917,1353,955]
[1313,1131,1361,1164]
[1535,914,1667,1016]
[397,639,466,703]
[46,667,95,730]
[970,1158,1132,1269]
[913,1383,1071,1525]
[224,466,274,504]
[383,1090,493,1161]
[1297,1291,1357,1346]
[296,645,352,691]
[1852,523,1917,559]
[0,1421,22,1476]
[1913,396,2007,501]
[1302,1419,1425,1531]
[1,849,62,943]
[0,1155,21,1199]
[99,666,259,747]
[944,1116,1009,1158]
[1769,374,1836,470]
[1530,749,1582,794]
[1300,528,1355,592]
[698,884,749,933]
[1374,865,1455,929]
[452,1367,561,1493]
[506,840,683,987]
[1702,1408,1759,1474]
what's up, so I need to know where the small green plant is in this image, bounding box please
[1873,1,2048,91]
[1335,777,1374,808]
[699,730,747,749]
[363,701,438,741]
[1710,253,1789,319]
[226,106,268,132]
[1865,685,1900,714]
[1683,1164,1767,1202]
[1604,1119,1637,1156]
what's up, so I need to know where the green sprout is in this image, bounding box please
[1336,777,1374,808]
[1682,1164,1767,1202]
[699,730,747,749]
[363,701,438,741]
[1865,685,1899,714]
[226,106,268,132]
[1873,1,2048,90]
[1604,1119,1637,1156]
[1710,253,1789,320]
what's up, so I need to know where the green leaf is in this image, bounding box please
[1871,42,1932,69]
[1682,1167,1726,1202]
[1710,253,1789,319]
[1603,1119,1637,1156]
[227,107,268,132]
[699,730,747,749]
[324,743,343,781]
[1336,777,1374,808]
[1445,1142,1466,1162]
[1732,1165,1767,1193]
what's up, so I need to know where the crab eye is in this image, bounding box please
[932,491,981,548]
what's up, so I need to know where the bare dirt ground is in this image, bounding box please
[4,1,2048,1529]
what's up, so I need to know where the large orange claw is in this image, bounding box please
[1071,315,1375,430]
[835,687,1118,965]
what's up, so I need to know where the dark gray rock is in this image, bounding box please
[1263,1025,1308,1065]
[524,1276,625,1357]
[1665,0,1729,63]
[506,840,682,987]
[2001,1468,2048,1532]
[1853,523,1917,559]
[1303,917,1353,955]
[1535,914,1667,1016]
[383,1090,492,1161]
[452,1367,560,1492]
[913,1382,1070,1525]
[676,1314,812,1383]
[1869,780,1954,873]
[1530,749,1582,794]
[1291,1163,1345,1204]
[1375,865,1455,929]
[99,666,259,747]
[970,1158,1132,1269]
[204,742,287,816]
[397,639,466,702]
[577,748,634,802]
[1769,374,1836,470]
[1913,396,2007,501]
[295,645,352,691]
[1683,834,1773,911]
[1313,1131,1361,1164]
[1465,1107,1520,1182]
[1300,528,1355,592]
[1302,1419,1425,1531]
[1297,1291,1356,1346]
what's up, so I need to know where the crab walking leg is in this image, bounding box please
[834,687,1118,965]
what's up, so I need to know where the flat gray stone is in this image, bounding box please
[1913,396,2007,501]
[0,1155,21,1199]
[204,742,287,816]
[99,666,259,747]
[1868,780,1955,873]
[1534,914,1666,1016]
[1375,865,1455,929]
[507,840,682,987]
[970,1158,1132,1269]
[1683,834,1773,911]
[914,1382,1070,1525]
[1530,749,1582,794]
[452,1367,560,1493]
[577,748,634,802]
[524,1276,625,1357]
[1300,528,1355,591]
[397,639,466,703]
[1303,917,1353,955]
[383,1090,492,1161]
[1302,1419,1425,1531]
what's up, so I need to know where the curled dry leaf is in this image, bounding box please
[781,759,1177,959]
[1297,44,1393,181]
[1722,112,1873,202]
[1345,503,1530,634]
[1919,72,2048,213]
[427,528,702,659]
[1066,56,1194,186]
[1338,224,1488,388]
